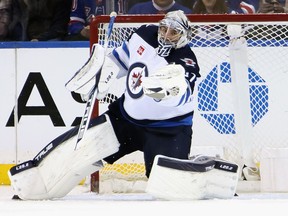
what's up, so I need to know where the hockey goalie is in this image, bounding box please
[8,10,239,200]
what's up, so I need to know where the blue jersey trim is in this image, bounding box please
[112,49,128,70]
[122,42,130,57]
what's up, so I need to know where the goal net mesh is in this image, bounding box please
[90,14,288,192]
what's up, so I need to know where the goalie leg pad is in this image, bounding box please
[8,161,103,200]
[65,43,105,95]
[146,155,239,200]
[8,114,120,200]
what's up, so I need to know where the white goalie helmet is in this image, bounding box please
[157,10,190,56]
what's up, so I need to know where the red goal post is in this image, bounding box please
[89,14,288,193]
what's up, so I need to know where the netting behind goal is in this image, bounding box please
[90,14,288,193]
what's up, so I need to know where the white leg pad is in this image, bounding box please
[146,155,239,200]
[8,161,102,200]
[9,114,119,200]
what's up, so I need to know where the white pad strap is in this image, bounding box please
[9,114,119,200]
[146,155,239,200]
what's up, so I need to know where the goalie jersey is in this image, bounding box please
[110,24,201,127]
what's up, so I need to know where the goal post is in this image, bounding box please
[89,14,288,193]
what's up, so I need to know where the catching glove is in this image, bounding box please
[142,64,187,100]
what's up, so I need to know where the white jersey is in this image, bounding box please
[111,24,201,127]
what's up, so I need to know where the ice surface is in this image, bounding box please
[1,185,288,216]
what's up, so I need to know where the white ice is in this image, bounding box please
[1,185,288,216]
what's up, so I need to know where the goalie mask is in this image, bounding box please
[157,10,190,57]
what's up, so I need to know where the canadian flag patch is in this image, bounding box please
[137,45,145,55]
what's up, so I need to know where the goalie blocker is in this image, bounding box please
[65,43,120,101]
[8,114,120,200]
[146,155,239,200]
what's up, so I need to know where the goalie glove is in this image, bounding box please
[141,64,187,100]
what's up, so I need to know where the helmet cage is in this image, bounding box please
[157,11,190,49]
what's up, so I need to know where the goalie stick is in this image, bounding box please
[74,12,117,150]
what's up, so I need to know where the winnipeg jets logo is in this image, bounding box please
[181,58,196,67]
[127,62,148,98]
[131,71,143,90]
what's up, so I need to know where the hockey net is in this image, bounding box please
[89,14,288,193]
